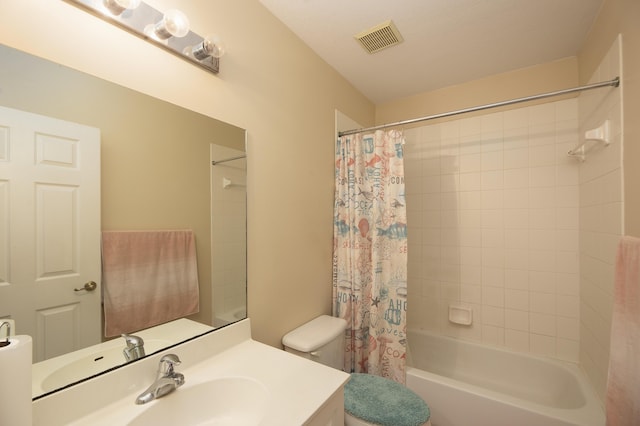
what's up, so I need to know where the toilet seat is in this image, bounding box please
[344,373,431,426]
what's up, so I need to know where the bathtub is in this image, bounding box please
[406,329,605,426]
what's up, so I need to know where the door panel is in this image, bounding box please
[0,105,100,361]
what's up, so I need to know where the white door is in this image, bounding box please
[0,105,101,362]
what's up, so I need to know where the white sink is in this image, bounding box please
[33,318,214,397]
[35,320,350,426]
[40,339,172,393]
[129,377,269,426]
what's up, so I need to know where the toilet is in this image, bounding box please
[283,315,431,426]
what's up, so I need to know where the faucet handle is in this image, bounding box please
[121,334,146,362]
[121,333,144,348]
[159,354,181,375]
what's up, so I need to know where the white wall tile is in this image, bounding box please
[529,127,556,148]
[460,153,482,173]
[503,147,529,168]
[505,309,529,331]
[556,338,579,362]
[529,249,556,272]
[505,329,530,352]
[505,289,529,311]
[504,269,529,290]
[530,312,556,336]
[530,166,556,187]
[481,190,504,209]
[529,271,556,293]
[482,151,503,171]
[482,305,505,327]
[530,187,557,208]
[459,172,482,191]
[530,333,556,357]
[529,208,556,229]
[503,108,528,129]
[503,189,529,209]
[529,103,556,125]
[404,78,621,375]
[481,266,505,287]
[530,143,557,166]
[505,229,528,249]
[556,207,579,230]
[459,116,481,137]
[504,249,529,270]
[481,171,504,190]
[503,209,529,229]
[482,325,505,346]
[504,168,529,189]
[557,316,580,340]
[530,292,556,314]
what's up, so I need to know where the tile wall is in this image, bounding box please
[405,97,584,362]
[404,36,623,401]
[577,35,623,400]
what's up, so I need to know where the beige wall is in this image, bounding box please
[376,57,579,126]
[578,0,640,238]
[0,0,375,347]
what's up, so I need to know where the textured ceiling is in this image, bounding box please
[259,0,604,104]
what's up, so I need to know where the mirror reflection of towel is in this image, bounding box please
[101,230,200,338]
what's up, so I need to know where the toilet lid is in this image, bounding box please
[344,373,430,426]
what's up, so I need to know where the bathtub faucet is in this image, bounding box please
[135,354,184,404]
[121,333,145,362]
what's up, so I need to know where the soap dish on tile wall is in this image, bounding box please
[567,120,611,161]
[448,305,473,326]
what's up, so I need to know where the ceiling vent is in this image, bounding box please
[355,20,404,54]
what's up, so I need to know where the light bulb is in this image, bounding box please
[150,9,190,40]
[190,34,226,60]
[102,0,141,16]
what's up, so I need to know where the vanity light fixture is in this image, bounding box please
[144,9,190,42]
[65,0,223,74]
[188,34,226,60]
[102,0,141,16]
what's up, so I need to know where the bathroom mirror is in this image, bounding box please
[0,44,247,399]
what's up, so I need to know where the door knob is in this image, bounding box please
[74,281,97,292]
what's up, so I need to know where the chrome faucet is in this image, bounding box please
[135,354,185,404]
[122,333,145,362]
[0,321,10,348]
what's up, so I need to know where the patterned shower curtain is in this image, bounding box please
[332,129,408,384]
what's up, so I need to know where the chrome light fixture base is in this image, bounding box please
[65,0,219,74]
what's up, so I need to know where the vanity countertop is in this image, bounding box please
[33,319,350,425]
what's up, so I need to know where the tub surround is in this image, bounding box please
[33,319,350,425]
[404,97,583,360]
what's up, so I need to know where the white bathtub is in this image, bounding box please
[406,329,605,426]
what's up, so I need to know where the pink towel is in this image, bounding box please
[606,236,640,425]
[102,230,200,337]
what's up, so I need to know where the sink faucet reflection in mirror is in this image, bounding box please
[135,354,185,404]
[121,333,146,362]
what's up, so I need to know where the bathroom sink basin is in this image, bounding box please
[40,339,172,393]
[129,377,269,426]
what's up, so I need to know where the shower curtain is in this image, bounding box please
[332,129,408,384]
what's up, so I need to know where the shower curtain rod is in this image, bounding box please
[211,154,246,165]
[338,77,620,137]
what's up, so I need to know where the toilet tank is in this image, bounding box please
[282,315,347,371]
